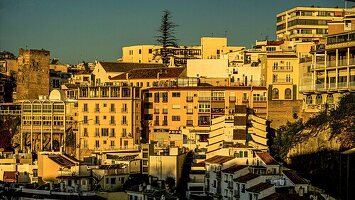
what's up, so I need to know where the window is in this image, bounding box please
[95,128,100,137]
[83,140,88,148]
[110,128,115,137]
[101,128,109,136]
[198,116,210,126]
[95,116,100,124]
[172,92,180,97]
[285,88,292,99]
[83,116,88,124]
[316,94,322,104]
[163,116,168,126]
[172,116,180,121]
[186,120,193,126]
[110,104,115,112]
[154,92,160,102]
[111,178,116,184]
[83,103,88,112]
[33,169,38,177]
[122,128,127,137]
[162,92,168,102]
[122,116,127,125]
[242,93,248,101]
[272,88,279,99]
[95,104,100,112]
[306,95,313,104]
[83,128,88,137]
[273,74,278,83]
[149,49,153,54]
[110,116,115,125]
[244,151,248,157]
[139,49,142,54]
[286,74,291,82]
[326,94,334,104]
[198,103,211,113]
[122,103,127,113]
[95,140,100,148]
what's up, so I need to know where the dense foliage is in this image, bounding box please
[155,10,178,65]
[271,93,355,160]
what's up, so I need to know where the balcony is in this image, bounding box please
[272,65,293,72]
[205,172,210,178]
[154,120,159,126]
[273,79,293,84]
[186,96,193,102]
[198,97,210,102]
[338,82,347,89]
[121,108,128,113]
[227,182,233,189]
[216,171,221,179]
[211,108,225,114]
[121,121,128,125]
[162,120,168,126]
[154,109,159,114]
[198,120,210,126]
[211,97,225,101]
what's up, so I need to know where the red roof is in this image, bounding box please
[3,171,18,183]
[283,170,308,184]
[222,165,248,174]
[256,152,279,165]
[110,67,185,80]
[234,173,259,183]
[204,155,235,165]
[246,182,273,193]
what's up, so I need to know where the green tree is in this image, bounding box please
[155,10,178,66]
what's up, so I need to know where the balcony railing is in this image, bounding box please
[198,120,210,126]
[186,96,193,102]
[272,65,293,71]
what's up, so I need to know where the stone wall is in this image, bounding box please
[268,100,303,129]
[16,49,50,101]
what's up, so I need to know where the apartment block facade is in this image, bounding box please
[276,7,344,42]
[77,85,141,156]
[300,30,355,113]
[142,85,268,141]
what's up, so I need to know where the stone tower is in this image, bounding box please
[16,49,50,101]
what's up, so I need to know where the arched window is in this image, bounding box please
[285,88,292,99]
[316,94,322,104]
[306,95,313,104]
[272,88,279,99]
[326,94,334,104]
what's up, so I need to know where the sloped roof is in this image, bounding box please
[256,152,279,165]
[99,61,164,73]
[204,155,235,165]
[234,173,260,183]
[3,171,17,183]
[222,165,247,174]
[246,182,273,193]
[261,193,308,200]
[110,67,185,80]
[283,170,308,184]
[48,154,75,167]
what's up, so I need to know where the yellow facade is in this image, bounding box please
[77,86,141,157]
[300,30,355,113]
[276,7,343,42]
[120,37,244,65]
[142,85,268,145]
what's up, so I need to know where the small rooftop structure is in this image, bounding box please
[256,152,279,165]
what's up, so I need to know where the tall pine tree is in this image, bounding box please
[155,10,178,66]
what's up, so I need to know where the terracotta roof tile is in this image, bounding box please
[222,165,248,174]
[110,67,185,80]
[283,170,308,184]
[261,193,308,200]
[246,182,273,193]
[234,173,260,183]
[100,61,164,73]
[204,155,235,165]
[48,155,75,167]
[256,152,279,165]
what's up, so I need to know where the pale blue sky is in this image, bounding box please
[0,0,349,64]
